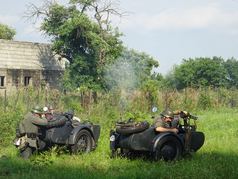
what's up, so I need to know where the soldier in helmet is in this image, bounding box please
[154,109,179,134]
[17,105,48,137]
[31,106,48,126]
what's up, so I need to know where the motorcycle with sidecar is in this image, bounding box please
[110,111,205,161]
[14,111,100,159]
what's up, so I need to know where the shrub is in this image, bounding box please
[197,90,212,109]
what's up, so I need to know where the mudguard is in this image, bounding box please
[151,132,184,152]
[190,131,205,152]
[68,124,100,145]
[45,121,73,144]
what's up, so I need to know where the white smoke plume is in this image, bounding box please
[104,57,139,112]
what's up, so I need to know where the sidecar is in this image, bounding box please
[110,117,204,161]
[14,113,100,159]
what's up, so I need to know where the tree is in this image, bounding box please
[223,58,238,88]
[27,0,123,90]
[0,23,16,40]
[168,57,228,89]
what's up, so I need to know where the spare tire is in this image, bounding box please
[116,121,149,135]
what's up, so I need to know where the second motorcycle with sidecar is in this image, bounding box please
[110,111,205,161]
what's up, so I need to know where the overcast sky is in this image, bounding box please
[1,0,238,74]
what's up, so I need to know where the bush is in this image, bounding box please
[197,90,212,109]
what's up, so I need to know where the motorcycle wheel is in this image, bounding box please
[154,136,182,161]
[20,147,33,159]
[71,129,93,154]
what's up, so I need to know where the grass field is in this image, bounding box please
[1,108,238,179]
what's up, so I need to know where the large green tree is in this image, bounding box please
[29,0,123,90]
[168,57,228,89]
[0,23,16,40]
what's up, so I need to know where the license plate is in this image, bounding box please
[110,135,115,142]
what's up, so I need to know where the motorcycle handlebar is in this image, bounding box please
[179,111,198,120]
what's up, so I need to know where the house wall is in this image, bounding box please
[0,68,63,95]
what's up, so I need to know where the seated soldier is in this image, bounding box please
[154,109,179,134]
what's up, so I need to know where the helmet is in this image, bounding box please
[160,109,174,118]
[31,105,43,114]
[43,106,49,113]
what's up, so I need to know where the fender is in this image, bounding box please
[68,124,95,145]
[151,132,184,152]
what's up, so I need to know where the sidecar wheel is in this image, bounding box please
[71,129,93,154]
[20,147,33,159]
[154,136,182,161]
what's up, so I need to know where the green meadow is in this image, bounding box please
[1,107,238,179]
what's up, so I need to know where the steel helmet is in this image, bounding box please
[160,109,174,118]
[31,105,42,114]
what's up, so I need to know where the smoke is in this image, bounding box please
[104,57,139,112]
[105,58,138,90]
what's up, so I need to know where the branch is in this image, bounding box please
[23,0,54,23]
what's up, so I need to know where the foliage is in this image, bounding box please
[141,78,161,108]
[61,94,83,113]
[0,112,23,146]
[165,57,238,90]
[223,58,238,88]
[124,111,151,122]
[35,1,123,90]
[1,106,238,179]
[197,89,212,110]
[168,57,228,89]
[119,48,159,87]
[0,23,16,40]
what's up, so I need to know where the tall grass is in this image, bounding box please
[1,88,238,178]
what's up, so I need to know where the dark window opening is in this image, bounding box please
[24,76,31,86]
[12,75,19,87]
[0,76,5,87]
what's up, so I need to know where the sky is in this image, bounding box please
[1,0,238,75]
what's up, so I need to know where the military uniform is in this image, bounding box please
[18,112,38,135]
[18,111,48,136]
[154,109,180,129]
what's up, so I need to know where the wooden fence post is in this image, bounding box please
[4,89,7,112]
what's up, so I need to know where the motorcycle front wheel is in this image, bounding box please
[71,129,93,154]
[154,136,182,161]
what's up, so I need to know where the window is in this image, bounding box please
[24,76,31,86]
[0,76,5,87]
